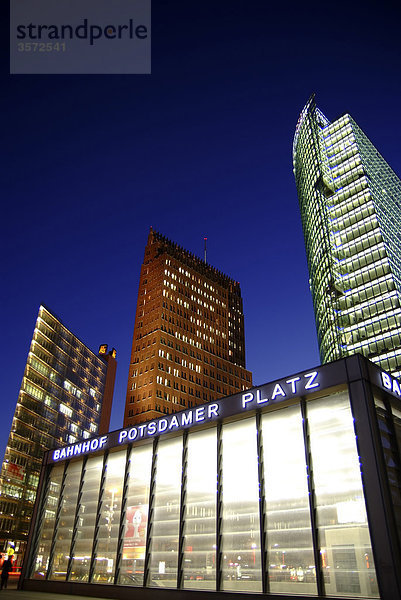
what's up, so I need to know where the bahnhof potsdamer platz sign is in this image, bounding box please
[20,355,401,600]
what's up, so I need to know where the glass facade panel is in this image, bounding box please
[307,392,379,597]
[148,437,182,588]
[382,402,401,552]
[183,429,217,589]
[118,444,152,586]
[31,463,64,578]
[221,418,262,592]
[69,455,103,581]
[262,406,317,595]
[92,451,126,583]
[49,460,82,580]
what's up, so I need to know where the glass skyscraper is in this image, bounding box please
[293,96,401,378]
[0,305,117,565]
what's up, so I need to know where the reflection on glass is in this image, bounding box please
[92,451,126,583]
[307,392,379,598]
[183,429,217,589]
[31,464,64,579]
[49,461,82,580]
[118,445,152,586]
[221,418,262,592]
[69,455,103,581]
[262,406,317,595]
[380,401,401,551]
[148,437,182,588]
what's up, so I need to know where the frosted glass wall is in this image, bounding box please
[29,392,380,598]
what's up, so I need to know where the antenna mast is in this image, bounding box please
[204,237,207,263]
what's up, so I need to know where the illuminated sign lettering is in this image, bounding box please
[381,372,401,397]
[53,435,108,461]
[241,371,319,409]
[50,368,323,463]
[118,403,219,445]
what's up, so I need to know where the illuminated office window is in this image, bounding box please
[31,463,64,579]
[293,97,401,377]
[148,437,182,587]
[221,418,262,592]
[49,460,82,580]
[69,455,103,582]
[92,451,126,583]
[183,429,217,589]
[262,406,317,595]
[307,392,379,597]
[118,445,153,586]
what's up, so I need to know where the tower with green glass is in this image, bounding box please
[293,96,401,378]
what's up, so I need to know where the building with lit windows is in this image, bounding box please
[0,305,117,564]
[124,228,252,427]
[293,96,401,378]
[20,354,401,600]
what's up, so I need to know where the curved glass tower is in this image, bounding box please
[293,95,401,378]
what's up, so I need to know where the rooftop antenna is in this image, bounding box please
[204,237,207,263]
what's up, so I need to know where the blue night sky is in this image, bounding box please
[2,0,401,460]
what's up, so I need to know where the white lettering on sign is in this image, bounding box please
[256,389,268,404]
[304,371,319,389]
[128,428,137,440]
[285,377,301,393]
[147,422,157,435]
[208,403,219,418]
[53,435,107,461]
[241,371,320,409]
[51,369,323,463]
[169,416,180,429]
[195,407,205,422]
[116,403,220,447]
[381,372,401,396]
[181,412,193,426]
[159,419,168,433]
[271,383,286,400]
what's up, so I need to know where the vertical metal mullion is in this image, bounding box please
[88,451,108,583]
[256,412,268,594]
[216,423,222,592]
[300,398,324,597]
[46,460,69,580]
[177,431,188,589]
[114,444,131,585]
[24,463,52,580]
[66,456,86,581]
[144,437,158,587]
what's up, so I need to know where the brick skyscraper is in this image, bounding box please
[124,229,252,426]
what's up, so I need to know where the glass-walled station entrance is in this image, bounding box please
[21,355,401,600]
